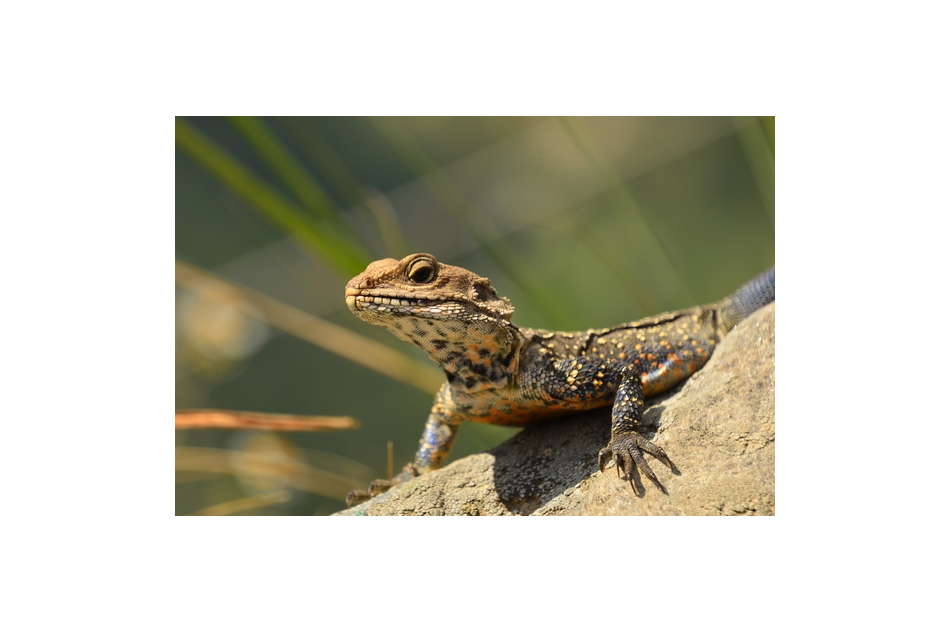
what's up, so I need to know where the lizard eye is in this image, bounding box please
[407,258,436,284]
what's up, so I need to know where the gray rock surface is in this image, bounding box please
[336,303,774,516]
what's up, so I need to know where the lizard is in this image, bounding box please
[343,253,775,506]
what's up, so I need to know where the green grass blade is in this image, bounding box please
[175,117,369,277]
[733,116,775,228]
[277,117,415,258]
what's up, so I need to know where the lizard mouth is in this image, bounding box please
[345,287,450,316]
[343,286,512,323]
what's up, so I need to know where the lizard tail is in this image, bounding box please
[718,267,775,331]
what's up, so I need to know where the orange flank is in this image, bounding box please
[463,392,609,428]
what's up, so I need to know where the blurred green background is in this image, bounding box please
[175,116,774,516]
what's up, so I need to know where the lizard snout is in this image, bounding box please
[344,286,360,311]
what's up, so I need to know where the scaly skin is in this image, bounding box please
[344,253,775,505]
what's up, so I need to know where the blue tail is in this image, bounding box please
[720,267,775,330]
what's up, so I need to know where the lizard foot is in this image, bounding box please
[598,430,673,494]
[345,464,418,507]
[344,478,391,507]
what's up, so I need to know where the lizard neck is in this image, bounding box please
[385,315,523,392]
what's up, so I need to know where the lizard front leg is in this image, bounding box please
[597,368,673,493]
[346,384,462,507]
[534,358,673,492]
[346,361,672,505]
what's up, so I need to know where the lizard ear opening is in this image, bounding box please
[474,282,493,302]
[474,281,514,321]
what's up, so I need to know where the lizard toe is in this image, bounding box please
[345,478,395,507]
[345,463,421,507]
[602,430,672,493]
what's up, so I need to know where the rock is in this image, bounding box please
[335,303,775,516]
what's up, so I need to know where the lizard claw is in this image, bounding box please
[598,431,672,494]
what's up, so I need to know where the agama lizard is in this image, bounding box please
[344,253,775,506]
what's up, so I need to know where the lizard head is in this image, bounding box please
[345,253,519,387]
[345,253,514,327]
